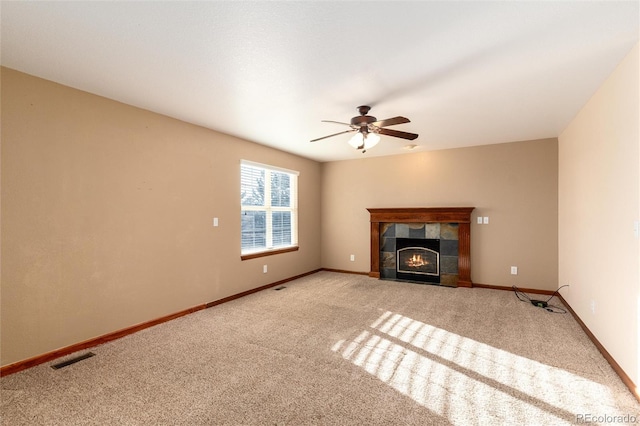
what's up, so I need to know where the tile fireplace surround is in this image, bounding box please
[367,207,475,287]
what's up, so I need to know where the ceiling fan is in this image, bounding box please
[310,105,418,153]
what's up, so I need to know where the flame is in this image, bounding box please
[406,254,429,268]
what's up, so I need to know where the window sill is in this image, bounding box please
[241,246,299,261]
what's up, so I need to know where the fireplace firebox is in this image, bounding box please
[396,238,440,284]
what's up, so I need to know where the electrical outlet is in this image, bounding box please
[350,254,355,261]
[510,266,518,275]
[263,265,268,273]
[590,300,596,314]
[213,217,219,227]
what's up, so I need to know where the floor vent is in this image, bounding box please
[274,286,287,291]
[51,352,95,370]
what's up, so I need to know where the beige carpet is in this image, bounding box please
[2,271,638,425]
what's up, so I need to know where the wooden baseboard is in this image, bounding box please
[557,294,640,403]
[469,282,639,403]
[321,268,370,276]
[205,269,322,308]
[472,282,556,295]
[0,269,322,377]
[0,304,207,377]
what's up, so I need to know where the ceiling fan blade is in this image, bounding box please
[377,128,419,140]
[321,120,354,127]
[372,116,410,127]
[310,129,356,142]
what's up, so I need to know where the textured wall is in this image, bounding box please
[1,68,322,366]
[321,138,559,290]
[559,43,639,387]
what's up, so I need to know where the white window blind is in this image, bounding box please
[241,160,298,255]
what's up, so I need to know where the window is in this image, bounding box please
[241,160,298,258]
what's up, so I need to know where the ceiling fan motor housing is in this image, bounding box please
[350,115,377,127]
[351,106,376,128]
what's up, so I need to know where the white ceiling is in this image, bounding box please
[1,1,638,162]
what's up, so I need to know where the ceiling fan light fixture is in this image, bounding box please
[348,132,380,150]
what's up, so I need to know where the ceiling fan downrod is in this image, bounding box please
[357,105,371,115]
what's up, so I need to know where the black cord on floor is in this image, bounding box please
[513,285,568,314]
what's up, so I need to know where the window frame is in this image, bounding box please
[240,160,299,260]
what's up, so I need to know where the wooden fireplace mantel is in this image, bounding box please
[367,207,475,287]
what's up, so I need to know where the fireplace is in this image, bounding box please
[396,238,440,283]
[367,207,475,287]
[379,223,457,286]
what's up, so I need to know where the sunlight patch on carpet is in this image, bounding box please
[332,311,625,425]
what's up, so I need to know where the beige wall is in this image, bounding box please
[1,68,322,366]
[321,138,559,289]
[559,43,639,386]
